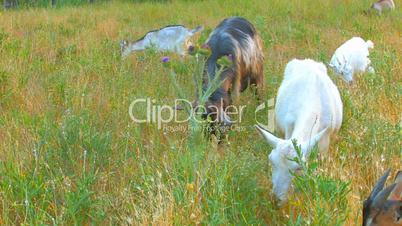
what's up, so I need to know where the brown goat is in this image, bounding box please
[199,17,264,134]
[363,170,402,226]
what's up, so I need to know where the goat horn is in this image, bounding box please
[368,169,391,201]
[255,125,282,148]
[389,171,402,200]
[372,183,397,210]
[394,171,402,183]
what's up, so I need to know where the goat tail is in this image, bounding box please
[366,40,374,49]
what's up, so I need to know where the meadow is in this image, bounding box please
[0,0,401,225]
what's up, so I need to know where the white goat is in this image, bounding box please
[120,25,203,58]
[256,59,343,203]
[329,37,374,83]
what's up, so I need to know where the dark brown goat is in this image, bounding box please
[363,170,402,226]
[200,17,264,133]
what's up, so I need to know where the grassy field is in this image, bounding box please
[0,0,401,225]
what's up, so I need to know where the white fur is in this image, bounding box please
[121,25,202,58]
[329,37,374,83]
[256,59,343,203]
[372,0,395,14]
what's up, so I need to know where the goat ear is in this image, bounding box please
[255,125,282,148]
[372,183,397,210]
[368,170,391,202]
[389,171,402,200]
[304,127,329,151]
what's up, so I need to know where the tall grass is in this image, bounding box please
[0,0,401,224]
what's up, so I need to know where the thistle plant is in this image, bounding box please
[287,141,351,226]
[163,46,228,147]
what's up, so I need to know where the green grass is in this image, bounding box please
[0,0,401,225]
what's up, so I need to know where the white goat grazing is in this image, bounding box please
[256,59,343,203]
[329,37,374,83]
[371,0,395,14]
[120,25,203,58]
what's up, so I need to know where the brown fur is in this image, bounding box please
[203,33,264,122]
[231,34,264,100]
[191,17,265,142]
[363,170,402,226]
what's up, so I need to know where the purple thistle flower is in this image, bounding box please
[188,45,195,53]
[162,56,169,63]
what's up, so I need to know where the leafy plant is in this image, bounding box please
[287,141,351,226]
